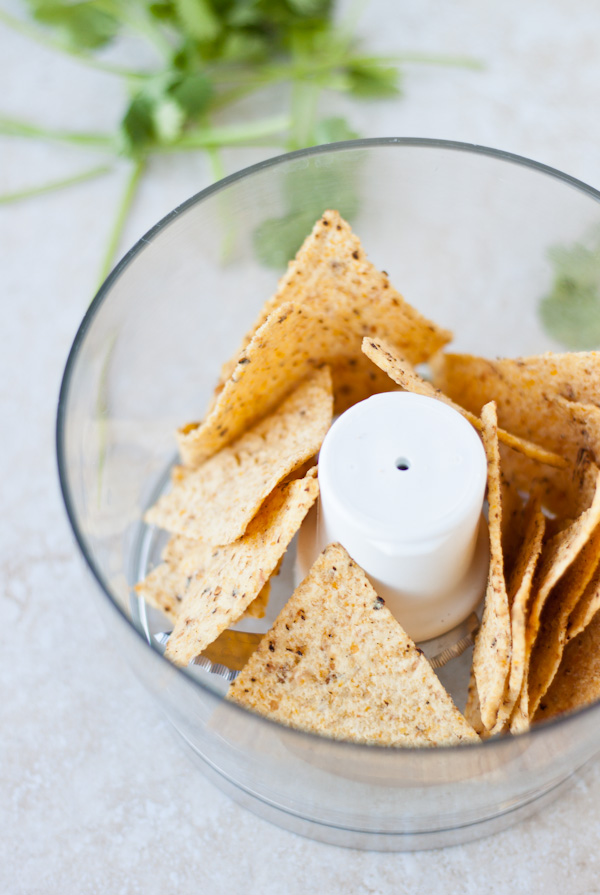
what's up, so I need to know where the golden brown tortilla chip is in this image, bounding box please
[511,469,600,731]
[147,369,332,542]
[330,353,399,415]
[228,543,479,747]
[566,562,600,642]
[362,337,566,469]
[164,469,319,666]
[527,524,600,719]
[495,498,546,733]
[471,402,512,731]
[216,209,451,386]
[534,611,600,722]
[432,351,600,516]
[464,668,485,736]
[178,211,451,464]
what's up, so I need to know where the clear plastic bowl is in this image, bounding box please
[57,139,600,851]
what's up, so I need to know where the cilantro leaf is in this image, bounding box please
[539,232,600,350]
[174,0,221,42]
[121,94,156,155]
[254,147,363,267]
[345,62,402,98]
[27,0,119,49]
[312,116,359,144]
[169,72,213,115]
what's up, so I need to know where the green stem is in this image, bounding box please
[351,53,484,70]
[0,164,112,205]
[96,159,145,289]
[0,115,114,148]
[96,332,118,506]
[288,80,319,150]
[206,146,236,263]
[0,8,151,77]
[207,146,226,182]
[171,115,291,150]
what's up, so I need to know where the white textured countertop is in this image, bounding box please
[3,2,600,892]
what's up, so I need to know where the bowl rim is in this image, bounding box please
[56,136,600,756]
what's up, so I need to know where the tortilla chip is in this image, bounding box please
[135,535,269,621]
[527,524,600,718]
[331,353,399,415]
[134,561,191,622]
[494,498,546,733]
[534,611,600,722]
[178,211,451,464]
[511,469,600,731]
[216,209,451,386]
[243,581,270,619]
[228,543,479,747]
[500,480,526,581]
[147,369,331,543]
[464,668,485,736]
[566,562,600,642]
[432,351,600,516]
[362,337,566,469]
[164,469,319,666]
[470,402,512,731]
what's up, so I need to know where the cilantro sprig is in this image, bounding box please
[1,1,480,284]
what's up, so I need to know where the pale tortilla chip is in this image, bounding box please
[228,543,479,747]
[432,351,600,516]
[162,533,213,574]
[471,402,512,731]
[178,211,451,464]
[362,337,566,469]
[527,524,600,718]
[164,469,319,666]
[135,535,269,621]
[566,562,600,642]
[464,668,485,736]
[534,611,600,722]
[147,369,331,542]
[512,469,600,731]
[134,561,191,622]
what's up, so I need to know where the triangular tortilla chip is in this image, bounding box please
[527,524,600,719]
[135,535,213,621]
[217,209,451,388]
[228,543,479,747]
[164,469,319,666]
[431,351,600,516]
[566,562,600,642]
[362,337,565,469]
[511,469,600,732]
[470,402,512,731]
[147,368,332,542]
[534,611,600,722]
[494,498,545,733]
[135,535,270,622]
[178,210,451,465]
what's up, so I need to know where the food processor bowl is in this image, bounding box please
[57,139,600,850]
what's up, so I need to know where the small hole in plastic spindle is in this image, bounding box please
[395,457,411,471]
